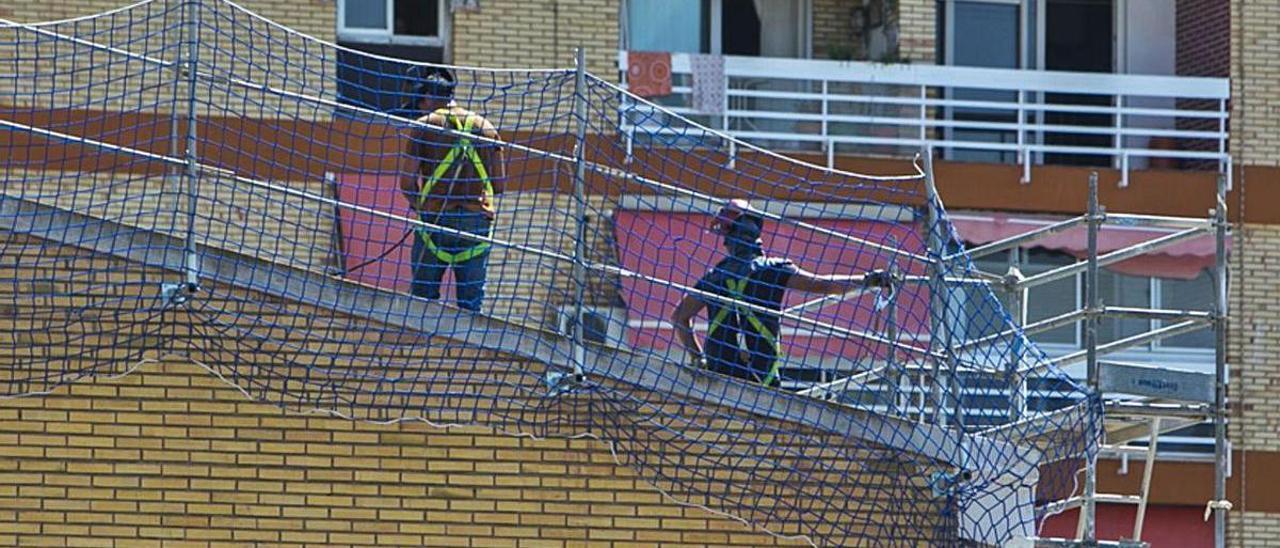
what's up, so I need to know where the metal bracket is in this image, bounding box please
[544,370,587,398]
[927,467,972,498]
[160,282,199,307]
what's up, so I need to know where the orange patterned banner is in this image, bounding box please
[626,51,672,98]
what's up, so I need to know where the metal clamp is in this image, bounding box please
[544,369,587,398]
[160,282,199,307]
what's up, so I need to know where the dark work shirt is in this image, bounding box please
[692,254,797,380]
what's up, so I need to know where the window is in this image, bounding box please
[940,0,1025,164]
[974,249,1214,352]
[339,0,446,46]
[624,0,811,58]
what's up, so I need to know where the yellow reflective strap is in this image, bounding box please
[456,115,495,199]
[707,306,732,338]
[704,276,782,387]
[418,146,461,208]
[416,109,465,207]
[417,223,494,265]
[415,109,497,264]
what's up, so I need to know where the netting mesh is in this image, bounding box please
[0,1,1100,545]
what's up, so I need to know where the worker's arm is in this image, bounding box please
[784,267,863,295]
[671,294,705,364]
[786,267,894,295]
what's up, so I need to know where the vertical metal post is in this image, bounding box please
[1007,247,1028,421]
[922,149,956,427]
[1133,417,1161,542]
[1078,171,1101,542]
[885,293,902,415]
[1213,173,1229,548]
[1016,90,1028,183]
[181,0,201,288]
[569,47,589,378]
[918,85,928,148]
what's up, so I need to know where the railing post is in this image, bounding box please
[918,85,928,150]
[1017,89,1029,184]
[181,0,201,289]
[1219,98,1230,191]
[570,47,590,379]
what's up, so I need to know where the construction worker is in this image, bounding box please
[671,200,891,387]
[399,66,506,312]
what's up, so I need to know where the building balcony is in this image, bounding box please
[618,52,1230,188]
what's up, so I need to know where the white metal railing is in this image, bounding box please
[617,52,1231,187]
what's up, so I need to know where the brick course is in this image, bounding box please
[0,228,952,546]
[452,0,619,80]
[896,0,935,64]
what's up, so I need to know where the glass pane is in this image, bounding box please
[1098,269,1151,344]
[948,1,1020,163]
[394,0,440,37]
[953,1,1019,69]
[345,0,387,30]
[627,0,703,53]
[1024,251,1077,345]
[1161,270,1214,348]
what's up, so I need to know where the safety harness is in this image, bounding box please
[416,109,495,264]
[706,276,782,387]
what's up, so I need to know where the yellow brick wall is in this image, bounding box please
[896,0,935,64]
[1228,222,1280,544]
[1231,0,1280,165]
[0,359,813,547]
[0,228,950,546]
[0,0,337,117]
[1230,512,1280,548]
[451,0,620,80]
[813,0,854,60]
[1231,223,1280,453]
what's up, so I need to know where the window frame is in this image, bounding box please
[622,0,813,58]
[338,0,448,47]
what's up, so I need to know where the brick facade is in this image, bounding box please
[1229,222,1280,544]
[896,0,935,64]
[0,360,818,547]
[451,0,619,80]
[0,0,337,116]
[1232,0,1280,166]
[1231,511,1280,548]
[1232,224,1280,454]
[1178,0,1230,78]
[0,227,951,546]
[1230,0,1280,542]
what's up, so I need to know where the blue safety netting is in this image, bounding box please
[0,1,1100,545]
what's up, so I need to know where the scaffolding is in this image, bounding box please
[961,171,1231,547]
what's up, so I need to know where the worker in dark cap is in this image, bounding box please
[671,199,893,387]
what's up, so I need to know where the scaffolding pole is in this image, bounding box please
[931,167,1231,547]
[1212,173,1228,548]
[181,0,201,288]
[1078,171,1101,543]
[570,47,589,379]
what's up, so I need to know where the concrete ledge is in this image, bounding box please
[0,195,1030,474]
